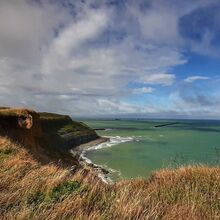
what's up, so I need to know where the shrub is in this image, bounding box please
[0,147,16,158]
[48,180,80,202]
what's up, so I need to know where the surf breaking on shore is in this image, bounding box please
[78,136,134,183]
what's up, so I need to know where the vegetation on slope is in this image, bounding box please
[0,108,98,165]
[39,111,96,138]
[0,136,219,220]
[38,112,98,156]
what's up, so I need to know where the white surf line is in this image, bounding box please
[85,135,136,151]
[80,151,117,184]
[79,135,135,183]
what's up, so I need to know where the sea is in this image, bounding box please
[80,119,220,181]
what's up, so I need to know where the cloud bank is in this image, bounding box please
[0,0,220,118]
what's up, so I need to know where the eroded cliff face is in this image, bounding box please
[0,108,42,144]
[39,112,98,150]
[0,108,98,164]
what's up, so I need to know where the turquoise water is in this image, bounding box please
[81,119,220,180]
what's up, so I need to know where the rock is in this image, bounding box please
[18,114,33,129]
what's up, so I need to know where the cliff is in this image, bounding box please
[39,112,98,150]
[0,107,98,164]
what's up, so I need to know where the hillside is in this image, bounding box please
[0,108,220,219]
[0,108,98,165]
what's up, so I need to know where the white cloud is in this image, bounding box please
[40,10,185,96]
[184,76,210,83]
[0,0,186,116]
[141,73,175,86]
[0,0,218,117]
[130,6,180,45]
[168,90,220,118]
[43,9,109,74]
[0,0,71,64]
[132,87,154,94]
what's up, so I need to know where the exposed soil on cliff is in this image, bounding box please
[0,108,98,166]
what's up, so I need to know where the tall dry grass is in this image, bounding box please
[0,136,219,220]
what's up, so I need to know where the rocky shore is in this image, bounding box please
[71,136,112,183]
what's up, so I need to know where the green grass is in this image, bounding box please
[0,147,16,158]
[48,180,81,202]
[27,181,81,206]
[40,112,95,137]
[38,111,97,155]
[39,112,70,120]
[58,122,94,136]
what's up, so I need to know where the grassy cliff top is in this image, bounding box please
[39,112,95,137]
[0,107,96,137]
[0,107,98,164]
[0,107,35,117]
[39,112,70,120]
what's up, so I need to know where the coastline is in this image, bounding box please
[70,135,137,183]
[70,136,112,184]
[72,136,109,155]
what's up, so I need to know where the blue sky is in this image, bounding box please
[0,0,220,118]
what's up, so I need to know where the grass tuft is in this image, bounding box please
[27,192,45,207]
[0,146,16,158]
[48,180,81,202]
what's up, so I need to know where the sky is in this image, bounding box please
[0,0,220,119]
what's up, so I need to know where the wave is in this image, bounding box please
[80,136,134,162]
[80,135,134,183]
[87,136,134,151]
[80,152,122,184]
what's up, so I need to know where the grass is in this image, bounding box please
[0,136,219,219]
[27,180,80,207]
[48,180,81,202]
[27,191,45,207]
[58,122,94,136]
[39,118,97,157]
[39,112,70,120]
[0,147,16,158]
[39,111,96,138]
[0,108,35,118]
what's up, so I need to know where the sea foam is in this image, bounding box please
[87,136,133,150]
[80,136,134,162]
[80,135,134,183]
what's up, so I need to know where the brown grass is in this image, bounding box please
[0,136,219,220]
[0,108,35,118]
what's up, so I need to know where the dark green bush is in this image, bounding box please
[0,147,16,158]
[49,180,80,202]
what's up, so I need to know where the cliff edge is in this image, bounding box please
[0,107,98,165]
